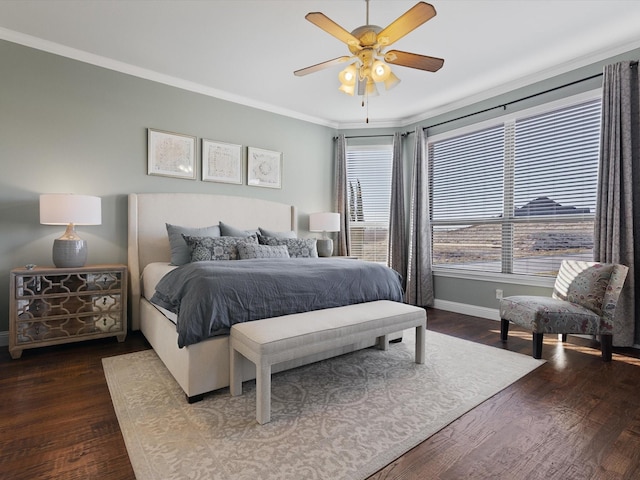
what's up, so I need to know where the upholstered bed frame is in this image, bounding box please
[127,193,387,401]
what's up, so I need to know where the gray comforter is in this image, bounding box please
[150,258,404,347]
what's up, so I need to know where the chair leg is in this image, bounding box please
[601,334,613,362]
[561,333,568,342]
[500,319,510,342]
[532,333,543,359]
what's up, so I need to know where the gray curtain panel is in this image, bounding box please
[405,127,434,307]
[594,60,640,346]
[334,134,351,256]
[388,132,407,288]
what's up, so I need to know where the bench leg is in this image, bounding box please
[256,361,272,424]
[230,347,243,397]
[377,334,389,350]
[415,324,426,364]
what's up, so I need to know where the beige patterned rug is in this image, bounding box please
[103,329,543,480]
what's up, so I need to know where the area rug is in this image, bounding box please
[103,329,543,480]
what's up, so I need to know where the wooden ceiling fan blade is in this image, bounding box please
[377,2,436,47]
[294,56,352,76]
[384,50,444,72]
[305,12,361,48]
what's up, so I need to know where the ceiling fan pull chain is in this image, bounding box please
[363,89,369,124]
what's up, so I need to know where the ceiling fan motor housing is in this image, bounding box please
[349,25,382,53]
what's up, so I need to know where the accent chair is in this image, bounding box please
[499,260,628,361]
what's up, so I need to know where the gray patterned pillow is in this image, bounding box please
[237,242,290,259]
[166,223,221,265]
[182,234,258,261]
[259,237,318,258]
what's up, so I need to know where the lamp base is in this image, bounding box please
[52,238,87,268]
[316,238,333,257]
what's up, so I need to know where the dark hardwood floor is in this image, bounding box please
[2,309,640,479]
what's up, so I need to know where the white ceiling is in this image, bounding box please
[1,1,640,129]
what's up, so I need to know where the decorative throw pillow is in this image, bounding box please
[563,263,615,315]
[258,227,297,239]
[219,221,258,237]
[237,242,290,259]
[166,223,221,265]
[182,234,258,262]
[259,237,318,258]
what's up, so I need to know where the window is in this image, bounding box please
[346,144,393,263]
[429,95,601,277]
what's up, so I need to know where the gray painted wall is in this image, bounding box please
[0,40,336,333]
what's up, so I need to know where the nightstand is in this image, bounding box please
[9,264,127,359]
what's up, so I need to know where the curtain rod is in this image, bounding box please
[333,132,409,140]
[334,133,393,140]
[411,71,606,133]
[338,64,637,139]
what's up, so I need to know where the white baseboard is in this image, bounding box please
[433,299,501,321]
[0,331,8,347]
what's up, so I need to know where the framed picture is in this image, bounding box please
[147,128,197,180]
[201,139,242,184]
[247,147,282,189]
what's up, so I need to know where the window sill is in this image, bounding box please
[433,267,555,288]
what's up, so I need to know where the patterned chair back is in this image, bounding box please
[552,260,629,333]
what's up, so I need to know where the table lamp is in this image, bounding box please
[40,194,102,268]
[309,212,340,257]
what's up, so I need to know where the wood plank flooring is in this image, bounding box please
[1,309,640,479]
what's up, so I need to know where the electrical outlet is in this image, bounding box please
[496,289,503,300]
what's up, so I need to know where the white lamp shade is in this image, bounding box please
[40,194,102,225]
[309,212,340,232]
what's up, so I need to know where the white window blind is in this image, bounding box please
[510,100,600,274]
[430,97,601,277]
[431,125,505,221]
[346,144,393,263]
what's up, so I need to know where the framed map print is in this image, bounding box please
[202,139,242,184]
[147,128,197,180]
[247,147,282,189]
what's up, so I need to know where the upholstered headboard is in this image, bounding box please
[127,193,297,329]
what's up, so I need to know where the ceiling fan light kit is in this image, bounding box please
[338,64,357,86]
[295,0,444,112]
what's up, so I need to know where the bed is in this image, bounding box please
[128,192,403,402]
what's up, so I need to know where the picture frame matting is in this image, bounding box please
[147,128,197,180]
[247,147,282,189]
[202,139,243,184]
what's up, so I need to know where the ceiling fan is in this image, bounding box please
[294,1,444,98]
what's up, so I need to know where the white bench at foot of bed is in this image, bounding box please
[229,300,427,424]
